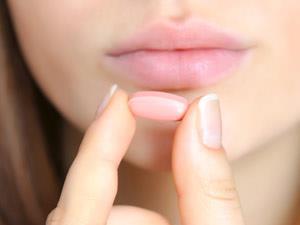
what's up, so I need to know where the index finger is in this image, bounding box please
[47,85,136,225]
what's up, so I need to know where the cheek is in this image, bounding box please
[267,4,300,107]
[7,0,151,130]
[283,9,300,74]
[6,1,106,129]
[224,3,300,161]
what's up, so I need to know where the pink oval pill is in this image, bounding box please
[128,91,188,121]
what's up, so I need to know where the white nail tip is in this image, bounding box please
[198,93,219,109]
[96,83,118,117]
[197,93,222,149]
[109,83,118,98]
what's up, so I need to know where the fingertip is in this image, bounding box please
[111,88,137,131]
[172,95,244,225]
[94,86,136,130]
[80,86,136,162]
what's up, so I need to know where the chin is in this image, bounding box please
[123,117,179,171]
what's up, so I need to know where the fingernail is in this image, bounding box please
[95,84,118,118]
[197,93,222,149]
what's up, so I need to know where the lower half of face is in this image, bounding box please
[7,0,300,171]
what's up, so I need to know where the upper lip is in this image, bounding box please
[106,18,254,57]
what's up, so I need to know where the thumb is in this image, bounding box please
[172,94,245,225]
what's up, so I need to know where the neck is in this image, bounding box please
[233,125,300,225]
[117,125,300,225]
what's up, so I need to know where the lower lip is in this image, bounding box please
[104,48,249,90]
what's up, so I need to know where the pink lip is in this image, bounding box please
[103,18,254,90]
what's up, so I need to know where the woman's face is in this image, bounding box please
[7,1,300,170]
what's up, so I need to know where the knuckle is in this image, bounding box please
[76,156,118,190]
[94,161,118,193]
[71,181,117,209]
[200,177,240,206]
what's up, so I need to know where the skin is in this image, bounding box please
[6,1,300,225]
[46,88,245,225]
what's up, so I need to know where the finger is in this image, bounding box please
[172,94,245,225]
[107,206,171,225]
[47,86,136,225]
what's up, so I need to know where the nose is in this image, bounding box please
[156,0,192,23]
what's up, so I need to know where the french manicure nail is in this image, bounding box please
[198,93,222,149]
[95,84,118,118]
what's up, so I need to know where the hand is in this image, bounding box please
[46,87,245,225]
[46,88,169,225]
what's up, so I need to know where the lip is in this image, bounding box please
[103,18,254,90]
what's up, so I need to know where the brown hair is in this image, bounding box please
[0,1,62,224]
[2,1,300,225]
